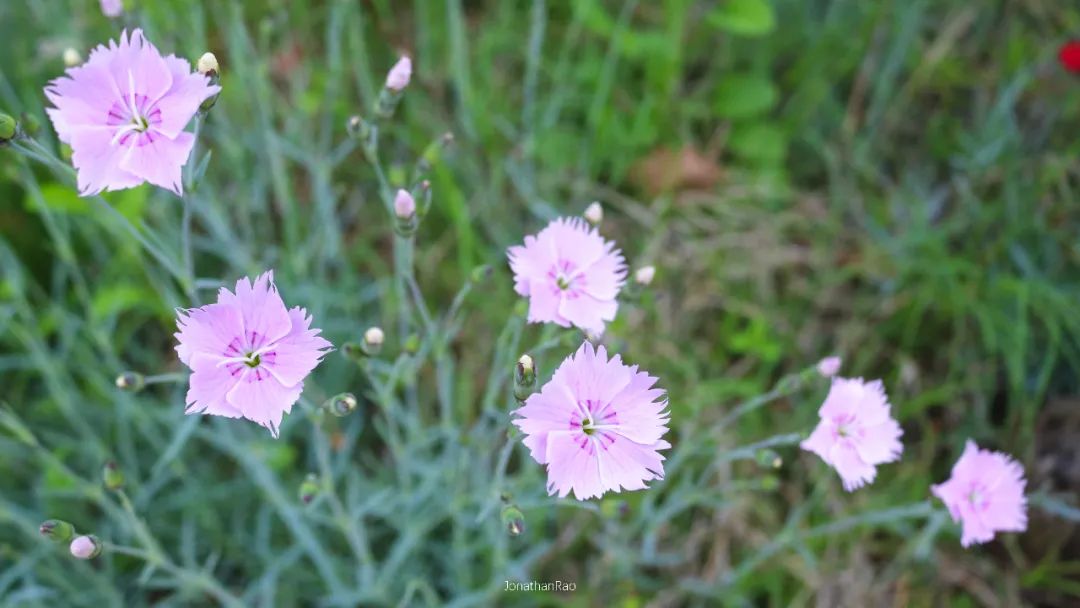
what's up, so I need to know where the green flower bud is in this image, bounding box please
[500,505,525,537]
[39,519,75,543]
[298,473,320,504]
[324,392,357,417]
[341,341,364,361]
[470,264,493,284]
[755,449,782,469]
[514,355,536,403]
[115,371,145,392]
[0,114,17,143]
[403,333,421,355]
[346,115,370,139]
[103,460,124,491]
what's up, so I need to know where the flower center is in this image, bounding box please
[244,352,261,368]
[581,417,594,435]
[131,114,149,132]
[556,276,571,290]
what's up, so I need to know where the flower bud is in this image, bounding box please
[324,392,357,417]
[584,201,603,226]
[385,56,412,92]
[39,519,75,543]
[362,327,384,356]
[816,356,841,378]
[99,0,123,18]
[298,473,320,504]
[20,113,40,137]
[470,264,493,284]
[346,115,370,140]
[0,114,16,144]
[62,48,83,67]
[102,461,124,491]
[514,354,536,403]
[403,333,421,355]
[755,449,783,469]
[197,52,219,78]
[500,505,525,537]
[115,371,145,392]
[634,265,655,286]
[394,189,416,220]
[70,535,102,559]
[341,341,364,360]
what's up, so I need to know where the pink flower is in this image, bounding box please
[44,30,220,196]
[507,218,626,335]
[100,0,123,17]
[800,377,903,491]
[385,56,412,91]
[816,356,842,378]
[931,440,1027,547]
[175,271,332,438]
[512,342,670,500]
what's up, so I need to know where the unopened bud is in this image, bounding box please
[102,461,124,491]
[20,113,40,137]
[341,342,364,360]
[39,519,75,543]
[99,0,123,18]
[514,354,536,403]
[298,473,320,504]
[346,115,370,139]
[500,505,525,536]
[63,48,83,67]
[69,535,102,559]
[0,114,16,143]
[755,449,783,469]
[634,265,655,286]
[362,327,384,355]
[403,333,421,355]
[394,189,416,219]
[325,392,357,417]
[584,201,603,226]
[816,356,841,378]
[115,371,145,392]
[470,264,493,284]
[385,56,412,92]
[197,52,219,77]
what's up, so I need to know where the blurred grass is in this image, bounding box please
[2,0,1080,606]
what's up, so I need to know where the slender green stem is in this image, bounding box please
[145,372,187,385]
[104,543,245,608]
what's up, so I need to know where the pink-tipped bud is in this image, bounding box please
[70,535,102,559]
[816,356,842,378]
[584,202,603,226]
[385,57,412,92]
[394,189,416,219]
[99,0,123,18]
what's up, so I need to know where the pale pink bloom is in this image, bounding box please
[512,342,670,500]
[800,377,903,491]
[507,217,626,335]
[100,0,123,17]
[44,29,220,196]
[931,440,1027,547]
[175,271,332,438]
[816,356,842,378]
[385,56,412,91]
[394,189,416,218]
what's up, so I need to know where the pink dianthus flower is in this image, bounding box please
[931,440,1027,547]
[512,342,670,500]
[507,218,626,335]
[800,377,903,491]
[175,271,332,438]
[45,29,219,196]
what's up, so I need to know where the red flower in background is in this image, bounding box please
[1060,41,1080,73]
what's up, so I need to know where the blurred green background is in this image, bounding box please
[2,0,1080,606]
